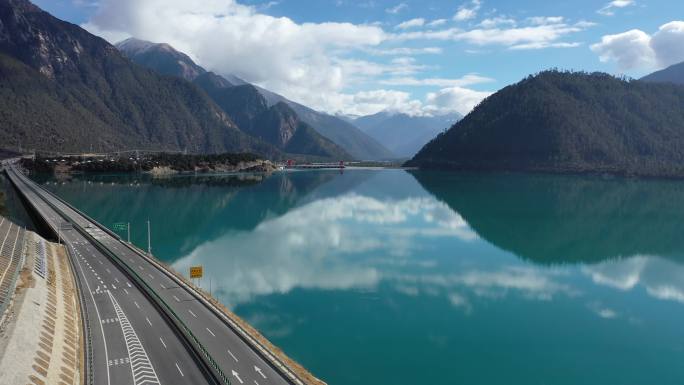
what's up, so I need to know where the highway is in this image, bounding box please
[5,163,300,385]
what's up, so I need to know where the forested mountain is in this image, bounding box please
[641,61,684,85]
[353,111,460,158]
[0,0,280,156]
[195,79,350,159]
[117,38,393,160]
[407,70,684,177]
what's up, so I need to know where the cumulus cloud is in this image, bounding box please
[81,0,498,116]
[590,21,684,71]
[597,0,635,16]
[424,86,493,115]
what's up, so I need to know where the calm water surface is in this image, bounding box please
[34,169,684,385]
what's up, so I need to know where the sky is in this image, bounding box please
[34,0,684,117]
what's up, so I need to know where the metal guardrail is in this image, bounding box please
[65,243,95,385]
[7,167,229,385]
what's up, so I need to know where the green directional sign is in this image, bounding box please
[113,222,127,231]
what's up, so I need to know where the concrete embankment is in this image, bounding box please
[0,230,83,385]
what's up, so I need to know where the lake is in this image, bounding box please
[26,169,684,385]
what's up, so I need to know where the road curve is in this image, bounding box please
[6,163,302,385]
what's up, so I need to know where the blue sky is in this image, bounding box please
[34,0,684,116]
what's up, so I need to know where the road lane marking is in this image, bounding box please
[160,284,166,289]
[127,282,132,288]
[72,250,112,385]
[175,363,184,377]
[173,295,180,302]
[188,309,197,318]
[232,370,244,384]
[123,288,129,295]
[147,273,154,279]
[228,350,238,362]
[134,301,140,309]
[107,291,161,385]
[206,328,216,337]
[146,317,152,327]
[159,337,167,349]
[254,366,267,379]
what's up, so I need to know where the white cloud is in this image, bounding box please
[650,21,684,69]
[453,0,481,21]
[590,21,684,71]
[590,29,655,70]
[395,18,590,50]
[597,0,635,16]
[386,2,408,14]
[424,86,493,116]
[510,42,581,50]
[379,73,494,87]
[478,16,516,29]
[396,18,425,30]
[367,47,443,56]
[428,19,448,27]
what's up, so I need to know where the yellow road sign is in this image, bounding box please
[190,266,203,279]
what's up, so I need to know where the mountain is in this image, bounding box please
[194,77,350,159]
[641,61,684,85]
[116,38,393,160]
[0,0,279,157]
[353,111,461,158]
[256,88,396,160]
[116,38,205,81]
[407,70,684,178]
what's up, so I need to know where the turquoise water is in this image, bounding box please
[35,169,684,385]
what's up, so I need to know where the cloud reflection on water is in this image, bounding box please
[584,255,684,304]
[173,194,476,306]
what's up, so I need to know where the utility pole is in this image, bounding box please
[127,222,131,243]
[147,219,151,256]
